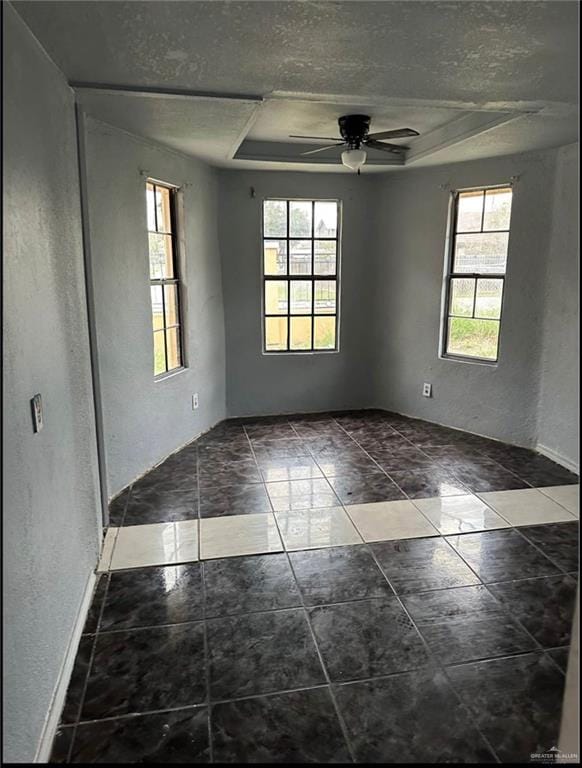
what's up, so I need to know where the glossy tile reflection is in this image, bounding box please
[276,506,362,550]
[109,521,199,570]
[100,563,203,631]
[290,545,393,605]
[538,484,579,517]
[56,411,579,762]
[413,494,509,535]
[446,529,561,582]
[346,500,439,542]
[478,487,576,527]
[199,513,282,560]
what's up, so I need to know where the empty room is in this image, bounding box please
[2,0,579,763]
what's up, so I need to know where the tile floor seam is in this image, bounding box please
[475,488,578,528]
[199,560,214,763]
[362,540,503,764]
[97,526,121,572]
[512,524,578,575]
[438,530,575,653]
[484,572,578,587]
[257,489,357,760]
[242,423,358,762]
[282,553,358,764]
[195,448,202,561]
[65,618,570,735]
[537,485,580,516]
[73,682,340,729]
[73,414,577,762]
[335,420,480,510]
[100,504,577,570]
[324,422,450,532]
[73,702,208,728]
[65,573,112,761]
[480,582,554,656]
[407,493,508,536]
[118,485,131,529]
[91,570,579,635]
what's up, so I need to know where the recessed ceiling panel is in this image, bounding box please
[247,99,464,143]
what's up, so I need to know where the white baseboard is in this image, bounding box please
[34,570,96,763]
[536,443,580,475]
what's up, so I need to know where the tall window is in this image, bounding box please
[443,186,513,362]
[262,199,340,353]
[146,180,183,376]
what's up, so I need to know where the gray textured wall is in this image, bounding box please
[218,155,578,462]
[537,143,579,469]
[2,6,102,762]
[218,171,376,417]
[83,119,226,497]
[369,151,559,448]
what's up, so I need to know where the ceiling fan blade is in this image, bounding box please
[366,139,409,153]
[300,143,346,156]
[367,128,420,140]
[290,134,343,141]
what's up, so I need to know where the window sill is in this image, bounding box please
[262,349,339,356]
[154,366,188,382]
[440,354,498,367]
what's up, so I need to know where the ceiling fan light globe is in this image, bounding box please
[341,148,367,171]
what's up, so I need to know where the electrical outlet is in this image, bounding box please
[192,393,199,410]
[422,382,432,398]
[31,393,43,432]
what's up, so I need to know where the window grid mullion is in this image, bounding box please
[311,201,315,347]
[148,181,184,376]
[153,183,158,232]
[444,187,511,362]
[263,199,339,353]
[288,204,293,351]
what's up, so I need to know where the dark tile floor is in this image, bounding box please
[53,533,577,761]
[51,410,579,763]
[109,409,578,527]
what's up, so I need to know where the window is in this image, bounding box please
[146,180,183,376]
[443,186,513,362]
[262,199,340,352]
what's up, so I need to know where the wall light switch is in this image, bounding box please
[31,393,43,432]
[192,393,199,410]
[422,383,432,398]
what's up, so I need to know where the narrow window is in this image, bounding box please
[443,186,513,362]
[146,180,183,376]
[262,199,340,353]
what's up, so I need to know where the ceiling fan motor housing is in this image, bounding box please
[338,114,371,148]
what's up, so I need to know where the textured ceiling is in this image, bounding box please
[13,0,579,171]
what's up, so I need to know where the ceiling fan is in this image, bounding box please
[290,114,419,173]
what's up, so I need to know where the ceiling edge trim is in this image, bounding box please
[69,82,264,103]
[405,111,530,165]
